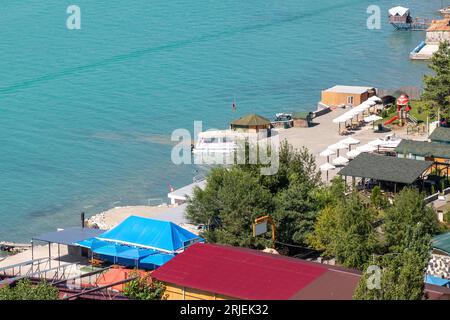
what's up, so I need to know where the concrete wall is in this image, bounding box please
[426,31,450,45]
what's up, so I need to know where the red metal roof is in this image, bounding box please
[152,243,345,300]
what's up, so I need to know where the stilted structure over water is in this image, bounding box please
[389,6,431,31]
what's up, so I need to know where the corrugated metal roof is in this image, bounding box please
[338,153,433,184]
[152,243,361,300]
[33,227,104,245]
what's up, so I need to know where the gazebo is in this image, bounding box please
[230,113,272,137]
[338,153,433,192]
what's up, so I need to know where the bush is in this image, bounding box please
[0,279,58,300]
[123,272,166,300]
[371,186,388,209]
[444,211,450,224]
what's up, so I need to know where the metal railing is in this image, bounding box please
[424,192,440,204]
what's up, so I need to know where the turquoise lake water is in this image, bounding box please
[0,0,444,241]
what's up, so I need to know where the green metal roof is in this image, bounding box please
[338,153,433,184]
[396,140,450,159]
[429,127,450,144]
[432,232,450,255]
[230,114,271,126]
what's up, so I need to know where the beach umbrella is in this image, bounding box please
[368,95,382,103]
[346,149,361,159]
[364,115,382,123]
[368,139,384,147]
[332,156,349,166]
[368,139,385,153]
[328,142,348,156]
[364,100,376,106]
[320,162,336,183]
[319,149,336,162]
[340,137,360,150]
[356,144,377,153]
[333,114,353,133]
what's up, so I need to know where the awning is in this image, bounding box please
[33,227,104,246]
[140,253,175,267]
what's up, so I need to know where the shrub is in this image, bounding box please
[0,279,58,300]
[123,272,166,300]
[444,211,450,224]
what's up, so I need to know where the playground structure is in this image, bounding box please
[384,94,413,127]
[389,6,431,30]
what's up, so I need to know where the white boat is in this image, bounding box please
[439,6,450,15]
[192,130,242,154]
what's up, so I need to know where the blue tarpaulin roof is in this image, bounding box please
[140,253,175,267]
[92,242,156,260]
[96,216,202,253]
[425,275,450,287]
[33,227,104,246]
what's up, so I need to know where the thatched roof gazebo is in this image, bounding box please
[230,113,272,136]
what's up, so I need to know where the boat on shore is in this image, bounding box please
[439,6,450,16]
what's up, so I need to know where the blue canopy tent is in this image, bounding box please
[96,216,203,253]
[75,216,203,269]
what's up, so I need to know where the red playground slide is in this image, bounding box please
[384,116,399,125]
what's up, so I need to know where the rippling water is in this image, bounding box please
[0,0,443,241]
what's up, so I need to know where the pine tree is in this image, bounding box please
[422,41,450,116]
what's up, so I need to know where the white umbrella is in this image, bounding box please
[368,139,384,147]
[364,115,382,123]
[356,144,377,153]
[332,114,353,123]
[319,149,335,162]
[346,149,361,159]
[328,142,348,156]
[347,109,361,117]
[364,100,376,106]
[319,149,336,157]
[320,162,336,183]
[328,142,348,150]
[320,163,336,171]
[332,156,349,166]
[368,95,382,102]
[340,137,360,146]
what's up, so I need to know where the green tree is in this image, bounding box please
[187,167,274,248]
[422,41,450,116]
[187,141,323,249]
[0,279,58,300]
[354,225,431,300]
[383,188,439,251]
[308,192,379,269]
[123,272,166,300]
[371,185,388,210]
